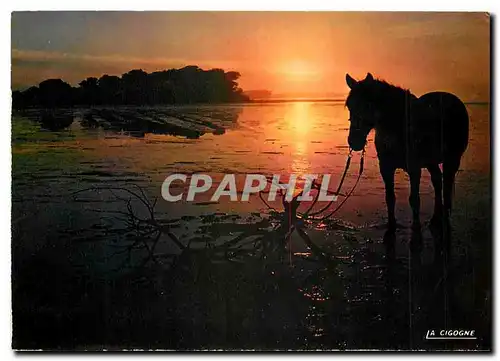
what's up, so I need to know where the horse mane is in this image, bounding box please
[371,78,412,100]
[345,76,414,109]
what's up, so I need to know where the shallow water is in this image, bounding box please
[12,102,491,350]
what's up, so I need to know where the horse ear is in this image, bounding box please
[366,73,374,82]
[346,73,357,89]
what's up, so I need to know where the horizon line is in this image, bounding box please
[248,98,490,105]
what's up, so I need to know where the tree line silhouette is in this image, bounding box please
[12,66,250,109]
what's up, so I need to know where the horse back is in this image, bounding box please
[412,91,469,165]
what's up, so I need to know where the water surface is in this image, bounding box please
[12,101,491,350]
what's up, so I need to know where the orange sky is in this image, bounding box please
[12,12,490,101]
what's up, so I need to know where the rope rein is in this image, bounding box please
[305,147,365,221]
[257,147,365,222]
[310,150,364,222]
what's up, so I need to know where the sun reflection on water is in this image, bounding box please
[287,102,312,175]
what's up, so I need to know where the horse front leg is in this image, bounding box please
[380,163,396,231]
[408,168,422,232]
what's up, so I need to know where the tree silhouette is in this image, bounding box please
[98,75,122,105]
[78,77,100,106]
[148,71,174,104]
[13,87,39,109]
[121,69,149,105]
[38,79,73,108]
[12,65,250,109]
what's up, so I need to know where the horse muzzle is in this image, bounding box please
[348,134,366,151]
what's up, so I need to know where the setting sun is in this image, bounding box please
[279,60,320,80]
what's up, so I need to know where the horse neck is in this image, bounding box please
[373,90,414,133]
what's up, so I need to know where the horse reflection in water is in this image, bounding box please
[345,73,469,254]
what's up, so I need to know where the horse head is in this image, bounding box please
[345,72,380,151]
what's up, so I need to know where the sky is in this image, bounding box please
[11,12,490,100]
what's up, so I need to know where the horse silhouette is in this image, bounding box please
[345,73,469,236]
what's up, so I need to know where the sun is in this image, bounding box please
[278,59,319,80]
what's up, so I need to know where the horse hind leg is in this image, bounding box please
[443,157,461,218]
[440,157,461,253]
[427,163,449,255]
